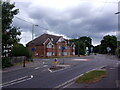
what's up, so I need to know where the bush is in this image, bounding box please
[116,47,120,58]
[2,57,13,68]
[10,43,31,58]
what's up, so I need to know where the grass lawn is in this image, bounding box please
[76,70,108,84]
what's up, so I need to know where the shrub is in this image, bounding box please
[10,43,31,58]
[2,57,13,68]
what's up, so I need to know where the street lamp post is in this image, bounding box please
[78,38,80,57]
[32,24,39,40]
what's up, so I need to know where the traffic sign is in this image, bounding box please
[54,58,58,64]
[62,47,65,51]
[32,48,35,52]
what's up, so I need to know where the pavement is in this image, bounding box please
[2,60,44,72]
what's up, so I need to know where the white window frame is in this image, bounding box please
[47,41,54,48]
[57,37,64,42]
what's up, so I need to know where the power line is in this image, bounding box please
[15,16,48,30]
[15,16,33,25]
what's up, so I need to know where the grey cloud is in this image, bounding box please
[13,1,117,45]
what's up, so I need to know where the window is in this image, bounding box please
[53,52,55,55]
[47,42,54,48]
[68,52,70,55]
[73,52,75,55]
[65,46,67,49]
[73,45,75,49]
[47,52,52,56]
[47,44,52,48]
[59,46,61,49]
[35,53,39,56]
[58,52,61,56]
[63,52,67,55]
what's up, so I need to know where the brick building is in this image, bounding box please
[26,34,75,57]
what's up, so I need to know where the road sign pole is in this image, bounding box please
[23,57,25,67]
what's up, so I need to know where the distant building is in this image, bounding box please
[26,34,75,57]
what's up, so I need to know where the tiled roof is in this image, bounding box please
[26,33,62,46]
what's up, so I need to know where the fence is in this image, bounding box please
[9,56,28,64]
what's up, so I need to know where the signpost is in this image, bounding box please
[107,47,111,54]
[61,46,65,64]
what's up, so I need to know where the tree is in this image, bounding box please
[94,45,100,53]
[2,1,21,57]
[79,36,92,54]
[100,35,117,55]
[70,36,92,55]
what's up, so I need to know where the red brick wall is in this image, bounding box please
[27,40,75,57]
[27,45,44,57]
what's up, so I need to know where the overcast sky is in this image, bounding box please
[11,0,119,46]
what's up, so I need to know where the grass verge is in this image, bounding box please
[76,70,108,84]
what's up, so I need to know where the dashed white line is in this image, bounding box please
[1,75,33,87]
[35,67,40,70]
[43,65,48,67]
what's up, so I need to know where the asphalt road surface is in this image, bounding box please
[2,54,119,88]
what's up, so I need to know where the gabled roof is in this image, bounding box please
[26,33,62,46]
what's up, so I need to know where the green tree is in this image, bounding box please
[72,40,85,55]
[94,45,100,53]
[2,1,21,57]
[100,35,117,55]
[69,36,93,56]
[79,36,92,54]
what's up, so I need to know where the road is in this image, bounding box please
[2,54,119,88]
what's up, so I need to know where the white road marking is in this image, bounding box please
[0,75,33,87]
[0,76,28,85]
[62,82,74,88]
[48,66,71,73]
[43,65,48,67]
[72,59,90,61]
[35,65,48,70]
[54,65,107,88]
[43,62,45,64]
[48,68,53,72]
[35,67,40,70]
